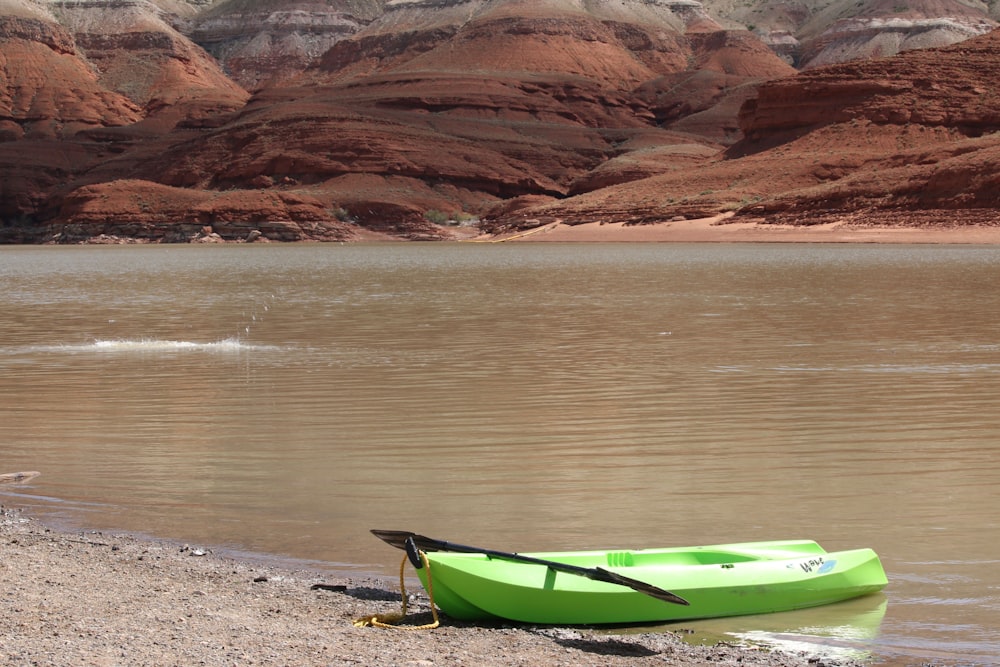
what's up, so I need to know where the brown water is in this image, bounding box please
[1,243,999,664]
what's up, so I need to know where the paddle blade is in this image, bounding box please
[371,529,416,550]
[371,529,445,552]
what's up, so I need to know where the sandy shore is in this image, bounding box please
[0,506,874,667]
[477,215,1000,244]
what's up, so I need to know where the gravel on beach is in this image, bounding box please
[0,506,870,667]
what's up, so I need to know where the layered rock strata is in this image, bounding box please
[189,0,385,90]
[2,0,1000,242]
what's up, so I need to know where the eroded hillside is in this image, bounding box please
[483,28,1000,232]
[0,0,998,242]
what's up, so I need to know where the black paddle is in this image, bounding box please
[371,529,689,606]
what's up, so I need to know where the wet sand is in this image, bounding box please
[0,506,871,666]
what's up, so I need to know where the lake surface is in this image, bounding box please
[1,243,998,665]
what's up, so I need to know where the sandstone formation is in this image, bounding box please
[189,0,385,90]
[2,0,800,241]
[49,179,358,243]
[0,0,250,236]
[718,0,998,67]
[732,29,1000,225]
[49,0,249,129]
[1,0,1000,242]
[182,0,792,228]
[483,28,1000,231]
[0,7,138,225]
[0,14,141,140]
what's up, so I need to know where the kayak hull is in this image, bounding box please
[414,540,887,624]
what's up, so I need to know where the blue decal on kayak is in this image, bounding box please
[818,560,837,574]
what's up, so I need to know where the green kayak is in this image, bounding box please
[409,539,887,624]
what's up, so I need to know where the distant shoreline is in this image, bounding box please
[475,214,1000,244]
[10,214,1000,246]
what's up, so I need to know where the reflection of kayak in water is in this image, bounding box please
[663,594,888,662]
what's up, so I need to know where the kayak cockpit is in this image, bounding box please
[604,550,760,567]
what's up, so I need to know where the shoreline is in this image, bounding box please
[474,215,1000,244]
[0,505,873,667]
[12,215,1000,246]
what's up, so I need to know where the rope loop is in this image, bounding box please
[353,549,440,630]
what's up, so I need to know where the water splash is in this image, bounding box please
[239,296,276,340]
[13,338,281,355]
[93,338,254,353]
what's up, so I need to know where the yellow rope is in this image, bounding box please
[353,550,440,630]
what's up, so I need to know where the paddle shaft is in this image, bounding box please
[371,530,689,606]
[423,538,610,576]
